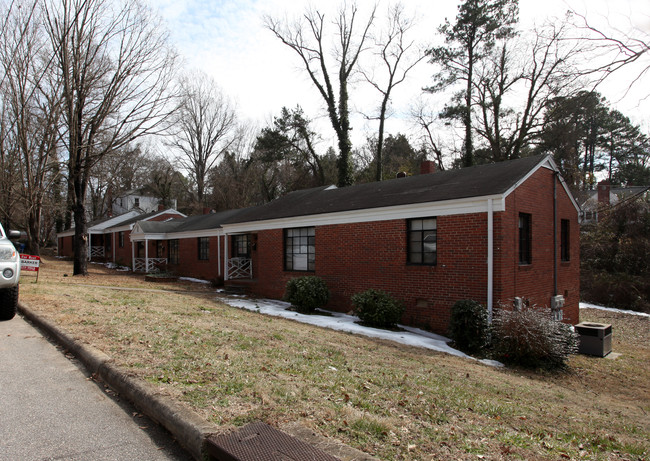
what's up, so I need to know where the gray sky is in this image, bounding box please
[146,0,650,155]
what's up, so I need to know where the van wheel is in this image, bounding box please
[0,285,18,320]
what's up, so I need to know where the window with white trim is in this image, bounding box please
[408,218,437,265]
[284,227,315,271]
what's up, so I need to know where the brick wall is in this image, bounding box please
[167,236,224,281]
[239,167,580,334]
[493,167,580,324]
[248,214,490,334]
[58,236,72,257]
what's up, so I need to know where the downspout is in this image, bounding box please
[217,233,222,277]
[87,231,91,261]
[487,198,494,323]
[553,172,558,297]
[224,234,229,281]
[112,232,116,263]
[131,239,135,271]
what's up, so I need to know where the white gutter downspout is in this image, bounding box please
[487,198,494,324]
[131,239,135,271]
[217,233,222,277]
[223,234,229,281]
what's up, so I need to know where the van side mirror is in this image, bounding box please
[8,230,21,240]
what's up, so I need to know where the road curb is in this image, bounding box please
[18,302,217,461]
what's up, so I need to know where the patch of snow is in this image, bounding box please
[178,277,211,284]
[580,302,650,318]
[220,296,503,367]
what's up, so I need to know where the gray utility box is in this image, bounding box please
[575,322,612,357]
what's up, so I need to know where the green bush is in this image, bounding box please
[351,289,404,329]
[448,300,490,354]
[284,276,330,313]
[492,306,578,370]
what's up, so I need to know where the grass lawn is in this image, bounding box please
[19,257,649,460]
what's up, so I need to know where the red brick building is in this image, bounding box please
[57,208,185,266]
[110,155,579,334]
[217,154,580,333]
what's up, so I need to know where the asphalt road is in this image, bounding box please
[0,314,193,461]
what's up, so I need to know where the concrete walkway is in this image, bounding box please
[0,315,192,461]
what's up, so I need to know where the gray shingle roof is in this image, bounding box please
[135,208,248,234]
[223,154,549,224]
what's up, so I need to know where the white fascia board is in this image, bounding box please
[109,224,135,233]
[130,229,223,242]
[221,195,507,234]
[90,211,141,232]
[130,232,168,242]
[165,229,223,240]
[147,209,187,220]
[502,155,581,214]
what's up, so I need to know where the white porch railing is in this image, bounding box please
[90,246,105,258]
[134,257,167,273]
[227,257,252,279]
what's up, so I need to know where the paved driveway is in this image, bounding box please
[0,315,192,461]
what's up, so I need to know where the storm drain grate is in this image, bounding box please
[206,422,341,461]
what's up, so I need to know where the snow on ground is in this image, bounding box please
[179,277,211,284]
[580,302,650,318]
[219,296,503,367]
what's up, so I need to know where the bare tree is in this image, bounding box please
[0,97,21,231]
[472,22,584,162]
[265,2,376,187]
[169,71,238,206]
[361,3,424,181]
[43,0,177,275]
[568,11,649,98]
[0,0,62,255]
[426,0,518,167]
[410,101,449,170]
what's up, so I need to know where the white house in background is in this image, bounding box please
[578,180,650,224]
[111,189,177,215]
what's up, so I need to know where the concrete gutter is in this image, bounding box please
[18,302,217,460]
[18,302,377,461]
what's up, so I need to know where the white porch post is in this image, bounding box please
[131,239,135,271]
[145,238,149,272]
[487,198,494,324]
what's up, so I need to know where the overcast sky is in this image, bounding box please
[145,0,650,154]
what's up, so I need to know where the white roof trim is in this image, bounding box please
[502,155,581,213]
[221,194,508,234]
[129,228,223,242]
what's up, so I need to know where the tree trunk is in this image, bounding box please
[72,201,88,276]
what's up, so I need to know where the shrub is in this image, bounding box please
[351,289,404,329]
[492,306,578,370]
[448,300,490,354]
[581,200,650,313]
[284,276,330,313]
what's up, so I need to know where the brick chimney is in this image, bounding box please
[420,160,436,175]
[597,180,611,205]
[202,207,213,215]
[158,204,165,211]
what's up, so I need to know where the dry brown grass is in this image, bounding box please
[19,257,650,460]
